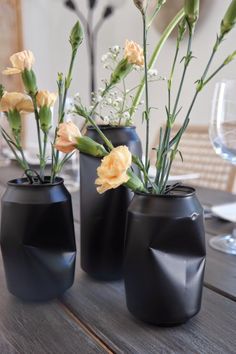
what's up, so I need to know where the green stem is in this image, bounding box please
[84,114,114,151]
[129,8,185,117]
[168,42,180,113]
[51,51,77,183]
[142,14,150,176]
[1,128,28,170]
[202,63,225,87]
[161,41,222,192]
[158,28,192,193]
[31,94,44,178]
[119,79,127,125]
[172,31,192,118]
[43,132,48,167]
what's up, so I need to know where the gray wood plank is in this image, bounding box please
[2,165,236,353]
[0,251,108,354]
[59,223,236,354]
[195,186,236,206]
[205,232,236,300]
[0,169,108,354]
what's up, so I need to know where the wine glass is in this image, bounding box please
[209,79,236,255]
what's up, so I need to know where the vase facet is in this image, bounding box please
[0,177,76,301]
[80,125,142,280]
[124,186,206,325]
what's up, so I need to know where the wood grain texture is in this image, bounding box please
[1,166,236,353]
[62,230,236,354]
[205,233,236,301]
[0,169,107,354]
[0,252,107,354]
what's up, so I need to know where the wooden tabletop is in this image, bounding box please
[0,163,236,354]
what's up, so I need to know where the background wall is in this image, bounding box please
[21,0,236,148]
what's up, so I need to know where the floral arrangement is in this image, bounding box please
[55,0,236,195]
[73,41,161,127]
[0,22,92,183]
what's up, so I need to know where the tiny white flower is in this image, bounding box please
[101,54,108,63]
[74,92,80,99]
[116,97,123,103]
[148,69,158,78]
[113,101,119,108]
[103,116,110,124]
[124,112,130,119]
[133,65,143,72]
[110,45,120,54]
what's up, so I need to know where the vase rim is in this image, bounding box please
[87,124,136,130]
[7,176,64,188]
[135,185,196,198]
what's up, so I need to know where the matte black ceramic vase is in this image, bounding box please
[80,126,142,281]
[124,186,206,326]
[0,177,76,302]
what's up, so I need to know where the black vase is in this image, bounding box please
[0,177,76,302]
[124,186,206,326]
[80,125,142,281]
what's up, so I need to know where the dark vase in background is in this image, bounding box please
[124,186,206,326]
[0,177,76,302]
[80,125,142,281]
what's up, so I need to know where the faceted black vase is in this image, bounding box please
[0,177,76,302]
[80,126,142,281]
[124,186,206,326]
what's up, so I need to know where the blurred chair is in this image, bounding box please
[151,125,236,192]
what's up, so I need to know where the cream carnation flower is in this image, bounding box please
[36,91,57,108]
[124,40,144,67]
[95,146,132,193]
[2,50,35,75]
[0,92,34,112]
[55,121,81,153]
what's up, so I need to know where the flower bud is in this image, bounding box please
[70,21,83,52]
[125,170,146,193]
[133,0,146,13]
[110,58,132,86]
[184,0,200,30]
[77,136,108,158]
[223,50,236,65]
[38,106,52,133]
[22,69,37,95]
[7,109,22,137]
[221,0,236,36]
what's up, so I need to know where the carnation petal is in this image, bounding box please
[2,67,21,75]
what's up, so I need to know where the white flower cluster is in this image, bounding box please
[90,89,134,126]
[101,46,121,70]
[72,46,161,127]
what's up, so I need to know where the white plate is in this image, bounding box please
[211,203,236,223]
